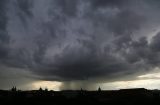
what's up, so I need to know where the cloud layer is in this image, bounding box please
[1,0,160,89]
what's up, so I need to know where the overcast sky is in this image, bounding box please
[1,0,160,90]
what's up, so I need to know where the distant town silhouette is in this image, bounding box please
[0,87,160,105]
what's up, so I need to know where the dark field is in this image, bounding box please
[0,88,160,105]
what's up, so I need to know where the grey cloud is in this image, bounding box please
[16,0,33,25]
[90,0,128,9]
[1,0,160,89]
[0,0,10,62]
[108,10,145,36]
[150,32,160,52]
[55,0,78,17]
[16,0,33,17]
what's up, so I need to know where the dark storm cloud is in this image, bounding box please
[150,33,160,52]
[1,0,160,88]
[108,10,145,36]
[0,0,9,61]
[55,0,78,17]
[16,0,33,17]
[39,46,130,81]
[90,0,130,10]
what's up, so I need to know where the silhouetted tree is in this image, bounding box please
[11,86,17,91]
[45,88,48,92]
[98,87,101,92]
[39,87,43,91]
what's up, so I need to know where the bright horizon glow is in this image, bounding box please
[29,78,160,91]
[19,69,160,91]
[31,81,62,91]
[102,79,160,90]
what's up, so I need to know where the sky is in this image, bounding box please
[1,0,160,90]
